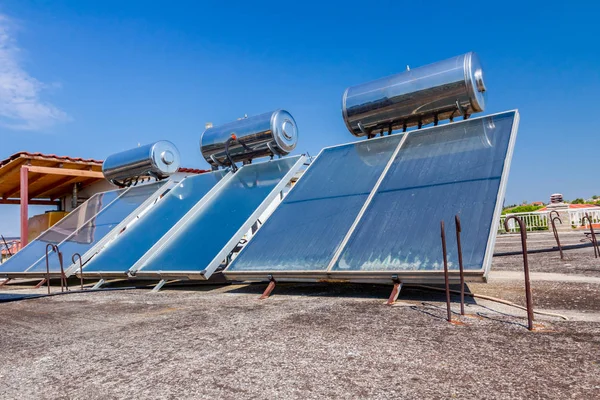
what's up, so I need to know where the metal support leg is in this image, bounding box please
[386,275,402,305]
[259,275,276,300]
[152,279,168,293]
[0,278,12,287]
[441,221,452,323]
[91,279,105,290]
[34,278,47,289]
[504,216,534,331]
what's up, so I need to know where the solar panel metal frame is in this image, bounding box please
[129,155,306,280]
[224,110,520,284]
[75,170,233,279]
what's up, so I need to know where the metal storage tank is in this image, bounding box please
[342,52,487,137]
[102,141,181,186]
[200,110,298,167]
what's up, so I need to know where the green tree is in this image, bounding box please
[502,204,545,214]
[571,198,585,204]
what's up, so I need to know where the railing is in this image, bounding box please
[500,212,548,232]
[568,208,600,227]
[499,207,600,233]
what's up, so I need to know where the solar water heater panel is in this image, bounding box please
[131,156,304,279]
[80,170,229,275]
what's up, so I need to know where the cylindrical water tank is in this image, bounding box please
[342,52,487,137]
[102,141,181,186]
[200,110,298,167]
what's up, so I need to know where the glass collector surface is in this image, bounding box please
[333,112,516,272]
[136,157,301,275]
[82,171,228,274]
[0,190,122,274]
[226,134,403,272]
[26,182,165,273]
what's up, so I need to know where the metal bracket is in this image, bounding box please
[34,278,47,289]
[259,275,276,300]
[386,275,402,305]
[91,279,105,290]
[152,279,168,293]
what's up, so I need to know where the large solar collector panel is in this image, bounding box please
[0,189,123,277]
[78,170,229,277]
[0,182,167,277]
[129,156,305,280]
[26,181,167,275]
[225,111,519,283]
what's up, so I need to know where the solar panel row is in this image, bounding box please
[0,111,518,285]
[0,156,305,281]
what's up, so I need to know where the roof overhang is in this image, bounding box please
[0,152,105,204]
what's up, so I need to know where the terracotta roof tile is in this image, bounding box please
[0,151,103,168]
[0,151,207,174]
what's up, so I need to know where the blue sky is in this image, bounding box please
[0,0,599,236]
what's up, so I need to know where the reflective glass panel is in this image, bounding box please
[226,136,403,273]
[137,157,301,276]
[0,190,123,274]
[26,182,165,273]
[332,112,516,272]
[82,171,227,274]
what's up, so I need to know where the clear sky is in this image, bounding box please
[0,0,599,236]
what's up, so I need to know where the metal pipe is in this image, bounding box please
[549,210,564,260]
[582,213,599,258]
[440,221,451,322]
[455,215,465,315]
[72,253,83,291]
[503,216,534,331]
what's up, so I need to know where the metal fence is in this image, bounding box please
[499,207,600,233]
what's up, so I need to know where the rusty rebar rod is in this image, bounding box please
[440,221,451,322]
[72,253,84,291]
[58,251,67,292]
[549,210,564,260]
[1,235,12,256]
[45,244,58,295]
[582,212,599,258]
[455,215,465,315]
[503,216,534,331]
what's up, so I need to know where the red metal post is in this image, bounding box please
[455,215,465,315]
[503,216,534,331]
[20,166,29,247]
[441,221,452,323]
